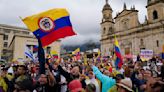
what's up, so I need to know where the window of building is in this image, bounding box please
[2,49,7,55]
[140,39,144,46]
[14,31,20,34]
[109,27,113,33]
[122,19,129,30]
[153,10,158,20]
[22,31,29,35]
[104,14,107,19]
[3,35,8,40]
[4,42,8,47]
[148,0,151,4]
[140,48,145,50]
[103,27,106,34]
[5,29,10,33]
[123,22,128,29]
[156,40,159,47]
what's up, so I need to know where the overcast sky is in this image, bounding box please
[0,0,147,46]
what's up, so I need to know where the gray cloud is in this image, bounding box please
[0,0,147,45]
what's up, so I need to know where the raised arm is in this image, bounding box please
[47,69,56,86]
[58,65,72,82]
[92,66,109,83]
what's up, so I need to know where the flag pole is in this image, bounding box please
[37,34,46,74]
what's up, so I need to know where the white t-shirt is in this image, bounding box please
[60,75,67,92]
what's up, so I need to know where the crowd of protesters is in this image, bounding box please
[0,55,164,92]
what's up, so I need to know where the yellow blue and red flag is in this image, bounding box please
[72,48,80,55]
[22,8,76,47]
[51,50,58,59]
[72,48,81,61]
[114,36,123,69]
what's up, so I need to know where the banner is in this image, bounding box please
[140,50,153,61]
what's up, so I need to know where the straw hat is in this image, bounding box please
[117,79,133,92]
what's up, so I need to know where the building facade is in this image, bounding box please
[0,24,61,61]
[101,0,164,56]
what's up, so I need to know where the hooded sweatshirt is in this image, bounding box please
[92,66,116,92]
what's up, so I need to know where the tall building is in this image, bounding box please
[0,24,61,61]
[100,0,164,56]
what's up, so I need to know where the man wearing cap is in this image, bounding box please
[68,79,84,92]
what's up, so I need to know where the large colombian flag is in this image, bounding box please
[114,36,123,69]
[22,8,76,47]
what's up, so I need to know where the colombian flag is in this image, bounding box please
[72,48,80,55]
[22,8,76,47]
[72,48,81,61]
[51,50,58,59]
[114,36,123,69]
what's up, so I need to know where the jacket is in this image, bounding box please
[92,66,116,92]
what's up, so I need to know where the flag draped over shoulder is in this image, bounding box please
[22,8,76,47]
[114,36,123,69]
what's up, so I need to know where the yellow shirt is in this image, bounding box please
[96,78,102,91]
[0,77,8,92]
[108,85,117,92]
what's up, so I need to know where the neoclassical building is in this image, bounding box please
[0,24,61,61]
[100,0,164,56]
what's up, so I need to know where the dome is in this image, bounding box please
[102,2,112,11]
